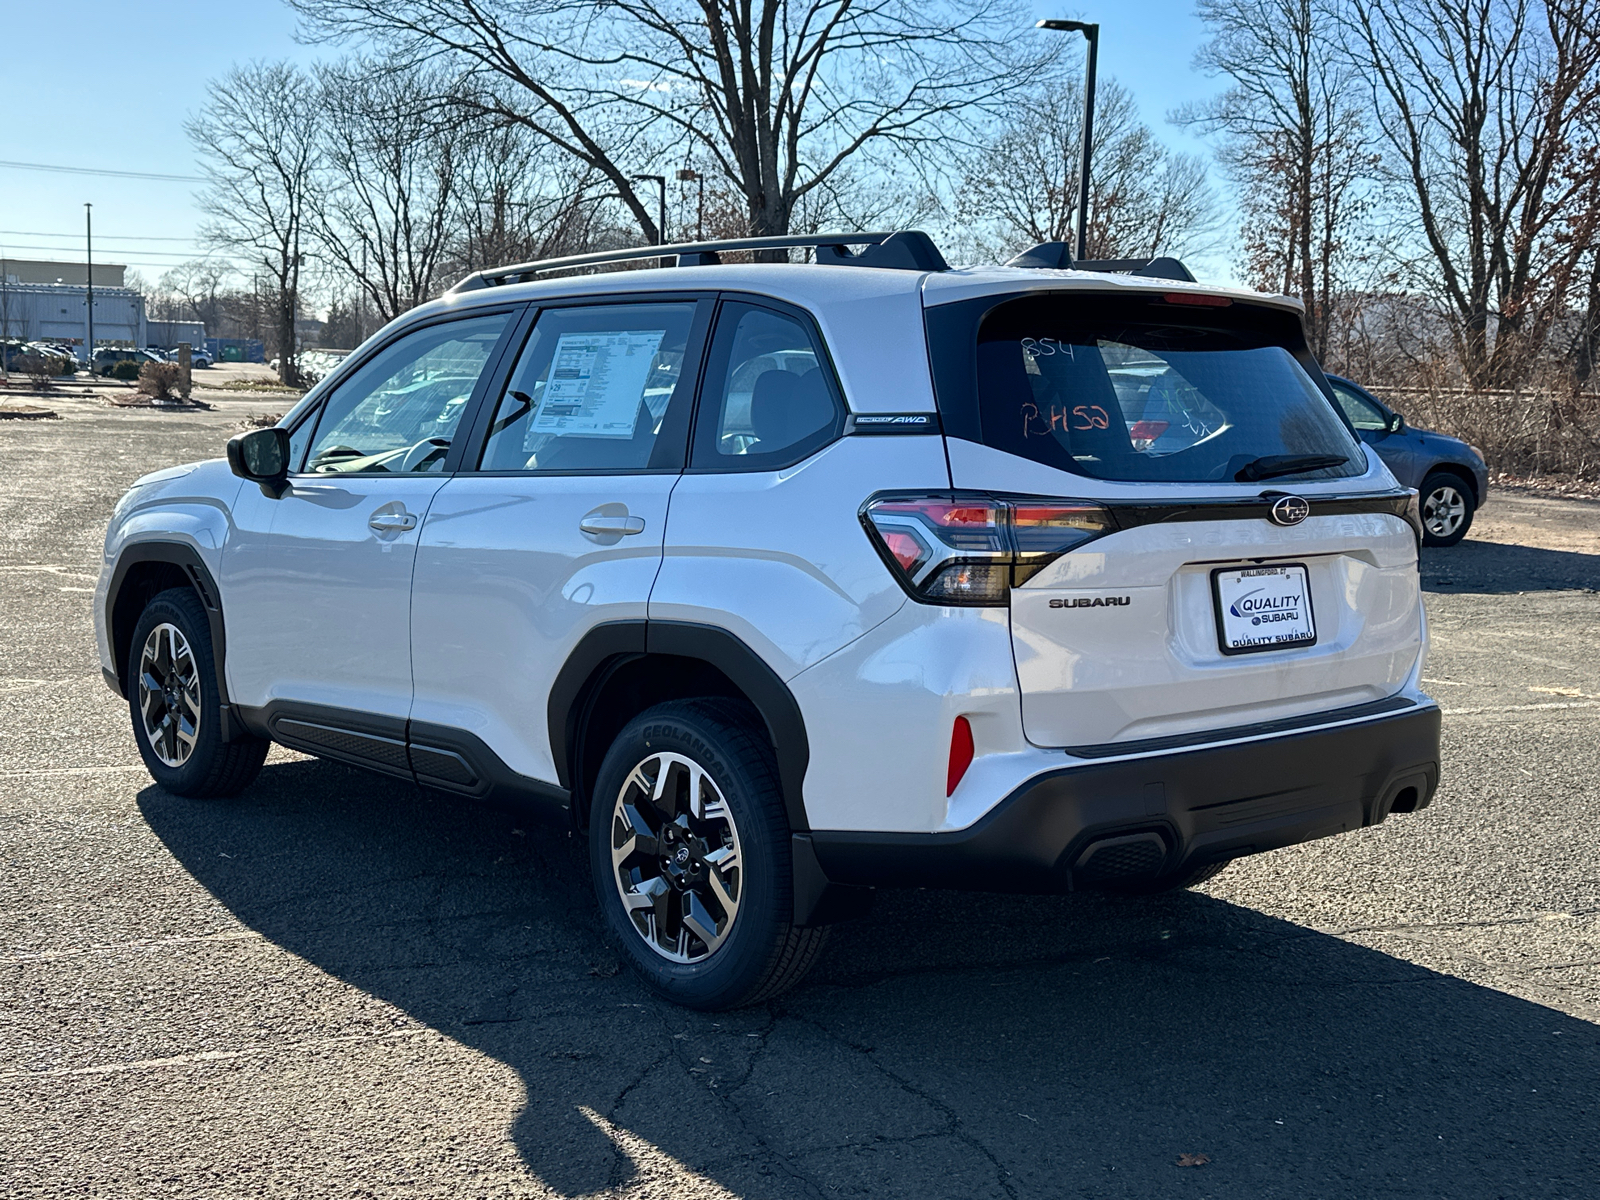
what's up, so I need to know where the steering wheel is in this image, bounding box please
[399,437,451,473]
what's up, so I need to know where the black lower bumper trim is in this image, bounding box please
[811,706,1441,893]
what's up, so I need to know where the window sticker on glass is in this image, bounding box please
[528,330,667,442]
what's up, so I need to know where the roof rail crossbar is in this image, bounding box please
[450,230,948,292]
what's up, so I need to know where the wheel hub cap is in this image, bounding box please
[1423,485,1466,537]
[137,622,201,769]
[610,751,743,964]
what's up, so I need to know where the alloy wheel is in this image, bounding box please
[609,751,743,963]
[137,622,201,768]
[1423,484,1466,539]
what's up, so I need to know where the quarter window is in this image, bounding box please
[478,303,698,473]
[692,302,844,470]
[300,313,511,473]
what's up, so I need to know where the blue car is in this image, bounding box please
[1325,374,1489,547]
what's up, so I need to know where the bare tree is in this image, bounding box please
[1179,0,1372,361]
[1347,0,1600,387]
[312,62,462,323]
[956,75,1218,264]
[188,62,319,386]
[288,0,1051,247]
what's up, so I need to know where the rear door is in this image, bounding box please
[407,297,709,786]
[928,289,1424,751]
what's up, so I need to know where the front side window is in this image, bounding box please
[478,302,698,473]
[972,295,1363,484]
[1330,380,1390,431]
[692,302,844,469]
[300,312,511,473]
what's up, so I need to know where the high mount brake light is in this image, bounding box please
[1160,292,1233,308]
[862,494,1114,606]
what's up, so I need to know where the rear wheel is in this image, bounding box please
[1419,472,1475,547]
[589,699,827,1009]
[127,588,267,797]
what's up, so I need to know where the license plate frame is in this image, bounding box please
[1211,563,1317,656]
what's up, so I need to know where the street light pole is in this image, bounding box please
[676,168,705,241]
[84,202,94,370]
[1037,19,1100,261]
[631,174,668,245]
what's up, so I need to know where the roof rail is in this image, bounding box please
[450,230,949,292]
[1005,242,1197,283]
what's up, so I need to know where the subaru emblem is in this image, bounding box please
[1269,495,1311,526]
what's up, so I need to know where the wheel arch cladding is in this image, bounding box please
[1427,463,1481,504]
[107,544,232,722]
[549,621,812,833]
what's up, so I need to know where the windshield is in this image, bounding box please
[971,295,1363,484]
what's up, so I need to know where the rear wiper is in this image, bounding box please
[1235,454,1349,482]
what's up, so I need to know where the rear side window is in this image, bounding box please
[963,294,1362,484]
[478,302,699,473]
[691,302,845,470]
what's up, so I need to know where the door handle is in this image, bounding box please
[579,514,646,536]
[368,510,418,533]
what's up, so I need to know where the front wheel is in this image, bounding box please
[127,587,268,797]
[589,699,828,1009]
[1419,472,1475,547]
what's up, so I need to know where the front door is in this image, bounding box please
[409,298,709,785]
[222,310,516,719]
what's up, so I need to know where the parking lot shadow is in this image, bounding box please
[141,758,1600,1198]
[1423,538,1600,593]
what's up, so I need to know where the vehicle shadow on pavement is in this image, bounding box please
[140,759,1600,1199]
[1423,539,1600,593]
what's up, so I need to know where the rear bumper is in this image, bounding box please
[810,704,1441,893]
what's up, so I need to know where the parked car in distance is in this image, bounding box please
[92,348,163,377]
[1325,374,1488,547]
[98,233,1442,1009]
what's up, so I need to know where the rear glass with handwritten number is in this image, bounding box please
[972,296,1362,483]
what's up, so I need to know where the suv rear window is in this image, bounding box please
[936,293,1363,484]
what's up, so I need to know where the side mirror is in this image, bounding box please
[226,427,291,498]
[1386,411,1405,434]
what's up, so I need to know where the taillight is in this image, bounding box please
[862,493,1114,606]
[1127,419,1168,450]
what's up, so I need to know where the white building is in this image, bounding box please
[0,264,147,360]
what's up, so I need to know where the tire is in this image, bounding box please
[1101,859,1232,895]
[589,698,828,1010]
[126,587,268,798]
[1419,471,1475,547]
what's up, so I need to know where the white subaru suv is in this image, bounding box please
[97,232,1440,1009]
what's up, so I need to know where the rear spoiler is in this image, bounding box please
[1006,241,1196,282]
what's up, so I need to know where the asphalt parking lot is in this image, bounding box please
[3,400,1598,1199]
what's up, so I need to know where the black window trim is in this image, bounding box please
[456,291,719,478]
[283,302,530,477]
[685,291,852,474]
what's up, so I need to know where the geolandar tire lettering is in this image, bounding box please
[589,698,828,1010]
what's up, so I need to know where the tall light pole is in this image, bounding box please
[676,168,705,241]
[84,202,94,369]
[1037,19,1099,261]
[631,174,668,245]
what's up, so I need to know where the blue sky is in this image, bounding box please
[0,0,1235,291]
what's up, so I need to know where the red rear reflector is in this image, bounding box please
[947,716,975,796]
[880,530,925,572]
[1161,292,1232,307]
[1128,420,1169,440]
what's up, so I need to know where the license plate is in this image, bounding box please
[1211,564,1316,655]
